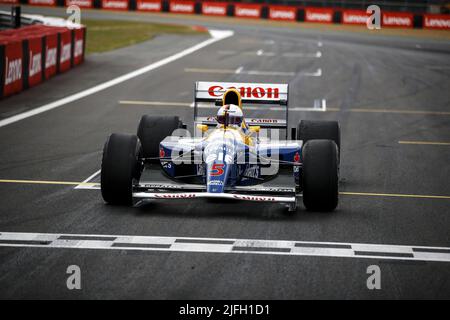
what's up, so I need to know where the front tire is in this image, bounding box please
[101,133,142,205]
[302,139,339,211]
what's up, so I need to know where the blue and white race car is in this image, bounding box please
[100,81,340,212]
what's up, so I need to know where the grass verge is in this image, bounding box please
[83,19,207,54]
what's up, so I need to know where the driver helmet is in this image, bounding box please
[216,104,243,126]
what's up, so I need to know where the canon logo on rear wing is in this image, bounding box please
[195,81,288,103]
[208,85,280,99]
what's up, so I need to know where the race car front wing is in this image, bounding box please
[132,183,297,210]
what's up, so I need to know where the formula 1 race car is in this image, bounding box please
[100,82,340,212]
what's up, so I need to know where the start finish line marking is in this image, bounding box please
[0,232,449,263]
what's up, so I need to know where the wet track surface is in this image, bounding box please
[0,6,449,299]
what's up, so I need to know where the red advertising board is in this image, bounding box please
[73,27,85,66]
[423,14,450,30]
[27,35,44,88]
[0,0,19,4]
[169,1,195,14]
[305,7,333,23]
[382,11,413,28]
[137,0,161,12]
[342,9,368,25]
[65,0,93,8]
[28,0,56,6]
[101,0,129,10]
[1,39,23,97]
[202,2,227,17]
[234,4,262,19]
[58,28,72,73]
[268,5,297,21]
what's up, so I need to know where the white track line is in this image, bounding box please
[0,30,234,128]
[0,232,449,262]
[75,170,101,190]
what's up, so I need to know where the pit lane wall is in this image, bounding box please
[0,17,86,98]
[6,0,449,30]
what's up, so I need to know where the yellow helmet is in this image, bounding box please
[222,88,242,108]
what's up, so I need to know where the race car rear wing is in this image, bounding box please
[193,81,290,137]
[194,81,288,105]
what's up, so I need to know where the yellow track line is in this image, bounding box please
[349,108,450,116]
[399,141,450,146]
[0,179,99,186]
[0,179,449,200]
[117,100,449,116]
[184,68,236,74]
[119,101,191,107]
[340,192,450,199]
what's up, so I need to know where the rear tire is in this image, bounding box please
[137,115,182,160]
[101,133,142,205]
[297,120,340,153]
[302,139,339,211]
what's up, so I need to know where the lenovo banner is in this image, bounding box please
[28,0,56,6]
[26,35,44,88]
[382,12,413,28]
[169,1,195,14]
[137,0,161,12]
[269,6,297,21]
[101,0,129,10]
[201,2,227,17]
[58,28,72,73]
[1,39,23,97]
[305,7,333,23]
[423,14,450,29]
[65,0,93,8]
[342,9,368,25]
[234,4,262,19]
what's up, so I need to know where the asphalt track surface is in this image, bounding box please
[0,6,449,299]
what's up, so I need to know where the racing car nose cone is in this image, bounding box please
[207,162,228,193]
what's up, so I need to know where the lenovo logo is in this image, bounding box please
[4,57,22,85]
[208,85,279,99]
[203,5,226,15]
[424,17,450,28]
[138,2,160,11]
[343,14,368,24]
[383,16,411,26]
[45,47,57,68]
[306,12,332,22]
[29,51,42,77]
[236,8,260,17]
[270,9,295,20]
[74,40,83,58]
[171,4,194,13]
[103,0,127,9]
[30,0,55,4]
[60,43,72,63]
[67,0,91,7]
